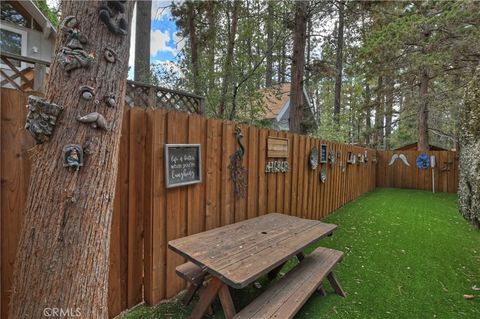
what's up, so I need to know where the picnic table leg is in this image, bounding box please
[268,262,286,279]
[183,282,201,305]
[189,277,223,319]
[327,272,347,297]
[218,283,236,319]
[296,252,305,261]
[317,283,327,296]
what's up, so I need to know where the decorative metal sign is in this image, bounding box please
[165,144,202,188]
[265,161,289,173]
[267,137,288,158]
[320,144,328,163]
[347,152,356,164]
[309,146,319,170]
[320,167,327,183]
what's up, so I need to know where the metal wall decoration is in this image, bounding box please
[320,167,327,183]
[57,16,94,72]
[389,154,410,166]
[309,146,319,170]
[77,112,110,130]
[104,94,116,108]
[328,150,335,166]
[99,1,128,36]
[63,144,84,170]
[320,144,328,163]
[25,96,64,144]
[228,127,247,198]
[265,161,289,173]
[340,162,346,173]
[80,85,95,100]
[416,154,430,170]
[104,48,118,63]
[364,150,369,163]
[357,153,363,163]
[347,152,355,164]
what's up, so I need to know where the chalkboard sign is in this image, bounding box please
[165,144,202,188]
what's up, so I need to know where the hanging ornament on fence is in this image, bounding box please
[388,153,410,166]
[328,150,335,166]
[309,146,319,170]
[416,154,430,170]
[320,167,327,183]
[228,127,247,198]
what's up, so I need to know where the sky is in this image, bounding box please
[128,0,181,79]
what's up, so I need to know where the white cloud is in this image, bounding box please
[151,29,177,56]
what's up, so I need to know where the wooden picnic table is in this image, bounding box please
[168,213,338,319]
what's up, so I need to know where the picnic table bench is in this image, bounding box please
[168,213,345,319]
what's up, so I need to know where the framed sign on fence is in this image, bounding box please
[165,144,202,188]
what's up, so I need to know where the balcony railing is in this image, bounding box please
[0,52,204,115]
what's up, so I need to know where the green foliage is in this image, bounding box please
[33,0,59,27]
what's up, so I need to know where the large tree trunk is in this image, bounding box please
[187,2,199,95]
[384,75,394,149]
[373,76,384,148]
[218,0,240,117]
[289,0,308,134]
[134,0,152,83]
[459,71,480,228]
[418,69,430,151]
[265,0,274,87]
[9,1,134,318]
[364,81,372,146]
[333,0,345,126]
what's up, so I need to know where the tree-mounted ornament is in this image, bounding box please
[99,1,129,36]
[63,144,84,170]
[228,127,247,198]
[104,94,116,108]
[25,95,64,144]
[57,16,94,72]
[104,47,118,63]
[79,85,95,101]
[77,112,110,130]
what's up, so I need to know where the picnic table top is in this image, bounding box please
[168,213,337,289]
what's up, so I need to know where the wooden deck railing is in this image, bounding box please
[0,52,204,114]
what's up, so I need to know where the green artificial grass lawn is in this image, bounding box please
[125,188,480,319]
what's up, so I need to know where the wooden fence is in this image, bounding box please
[0,88,457,318]
[376,150,458,193]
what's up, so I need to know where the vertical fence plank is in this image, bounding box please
[257,129,268,215]
[109,109,130,316]
[165,111,189,298]
[290,134,299,216]
[221,123,235,225]
[247,126,259,219]
[127,108,146,307]
[205,119,222,230]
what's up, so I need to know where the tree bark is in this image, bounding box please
[9,1,134,318]
[373,76,383,148]
[218,0,240,117]
[289,0,308,134]
[187,2,200,95]
[265,0,274,87]
[333,0,345,126]
[418,68,430,151]
[384,76,394,149]
[364,81,371,146]
[134,0,152,83]
[458,70,480,228]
